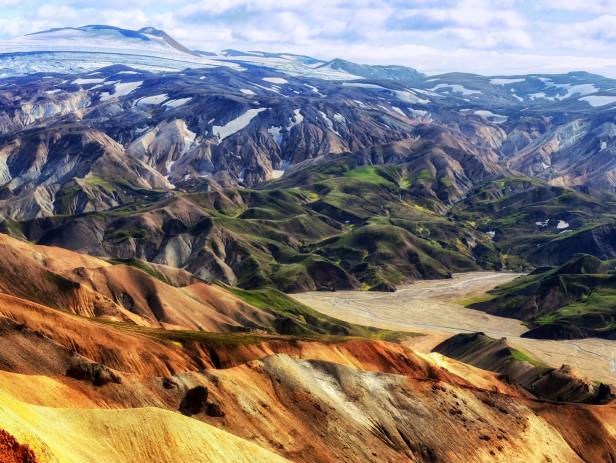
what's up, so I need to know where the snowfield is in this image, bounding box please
[100,81,142,101]
[163,97,191,108]
[394,90,429,105]
[72,78,105,85]
[213,108,267,141]
[580,95,616,107]
[490,78,525,85]
[429,84,481,96]
[341,82,385,90]
[262,77,288,84]
[135,93,168,105]
[473,110,508,124]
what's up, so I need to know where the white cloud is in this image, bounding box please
[552,15,616,49]
[1,0,616,76]
[539,0,616,13]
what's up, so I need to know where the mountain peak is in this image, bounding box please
[23,24,195,57]
[137,27,196,55]
[320,58,424,81]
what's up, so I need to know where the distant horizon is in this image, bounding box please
[1,1,616,77]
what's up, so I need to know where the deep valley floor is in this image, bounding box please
[294,272,616,382]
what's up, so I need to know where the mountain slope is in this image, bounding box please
[5,158,500,291]
[469,255,616,339]
[434,332,613,403]
[0,394,291,463]
[318,58,424,81]
[0,232,404,338]
[0,285,613,462]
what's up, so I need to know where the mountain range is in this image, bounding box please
[0,24,615,463]
[1,26,616,294]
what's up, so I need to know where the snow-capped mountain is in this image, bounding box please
[0,25,239,76]
[22,25,196,56]
[1,25,616,222]
[0,25,360,79]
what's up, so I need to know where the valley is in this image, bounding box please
[0,22,615,462]
[294,272,616,382]
[0,236,613,462]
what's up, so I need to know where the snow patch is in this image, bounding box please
[213,108,266,141]
[304,83,324,96]
[163,97,191,108]
[267,126,283,144]
[429,84,481,96]
[72,77,104,85]
[319,111,339,135]
[290,108,304,128]
[267,108,303,145]
[100,81,142,101]
[394,89,429,105]
[240,88,255,95]
[262,77,288,84]
[408,108,430,119]
[580,95,616,107]
[550,83,597,100]
[529,92,552,101]
[556,220,570,230]
[341,82,385,90]
[135,93,168,105]
[490,78,525,85]
[473,110,508,124]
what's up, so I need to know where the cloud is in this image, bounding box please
[1,0,616,76]
[387,1,531,49]
[562,15,616,48]
[538,0,616,13]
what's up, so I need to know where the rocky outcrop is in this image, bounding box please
[530,223,616,266]
[180,385,209,416]
[66,359,122,386]
[0,430,38,463]
[434,333,614,404]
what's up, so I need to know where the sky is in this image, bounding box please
[1,0,616,76]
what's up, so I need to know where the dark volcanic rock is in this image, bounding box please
[162,377,178,389]
[205,402,225,417]
[521,322,591,340]
[179,385,208,416]
[66,360,122,386]
[369,282,397,292]
[530,224,616,266]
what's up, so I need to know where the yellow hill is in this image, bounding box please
[0,394,289,463]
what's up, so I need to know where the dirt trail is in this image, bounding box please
[292,272,616,383]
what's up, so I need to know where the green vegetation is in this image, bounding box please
[472,254,616,339]
[342,166,393,186]
[453,293,495,306]
[225,285,414,341]
[412,169,434,183]
[452,176,616,269]
[0,218,25,239]
[97,319,266,348]
[510,348,547,368]
[24,155,616,296]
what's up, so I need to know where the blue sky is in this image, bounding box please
[1,0,616,76]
